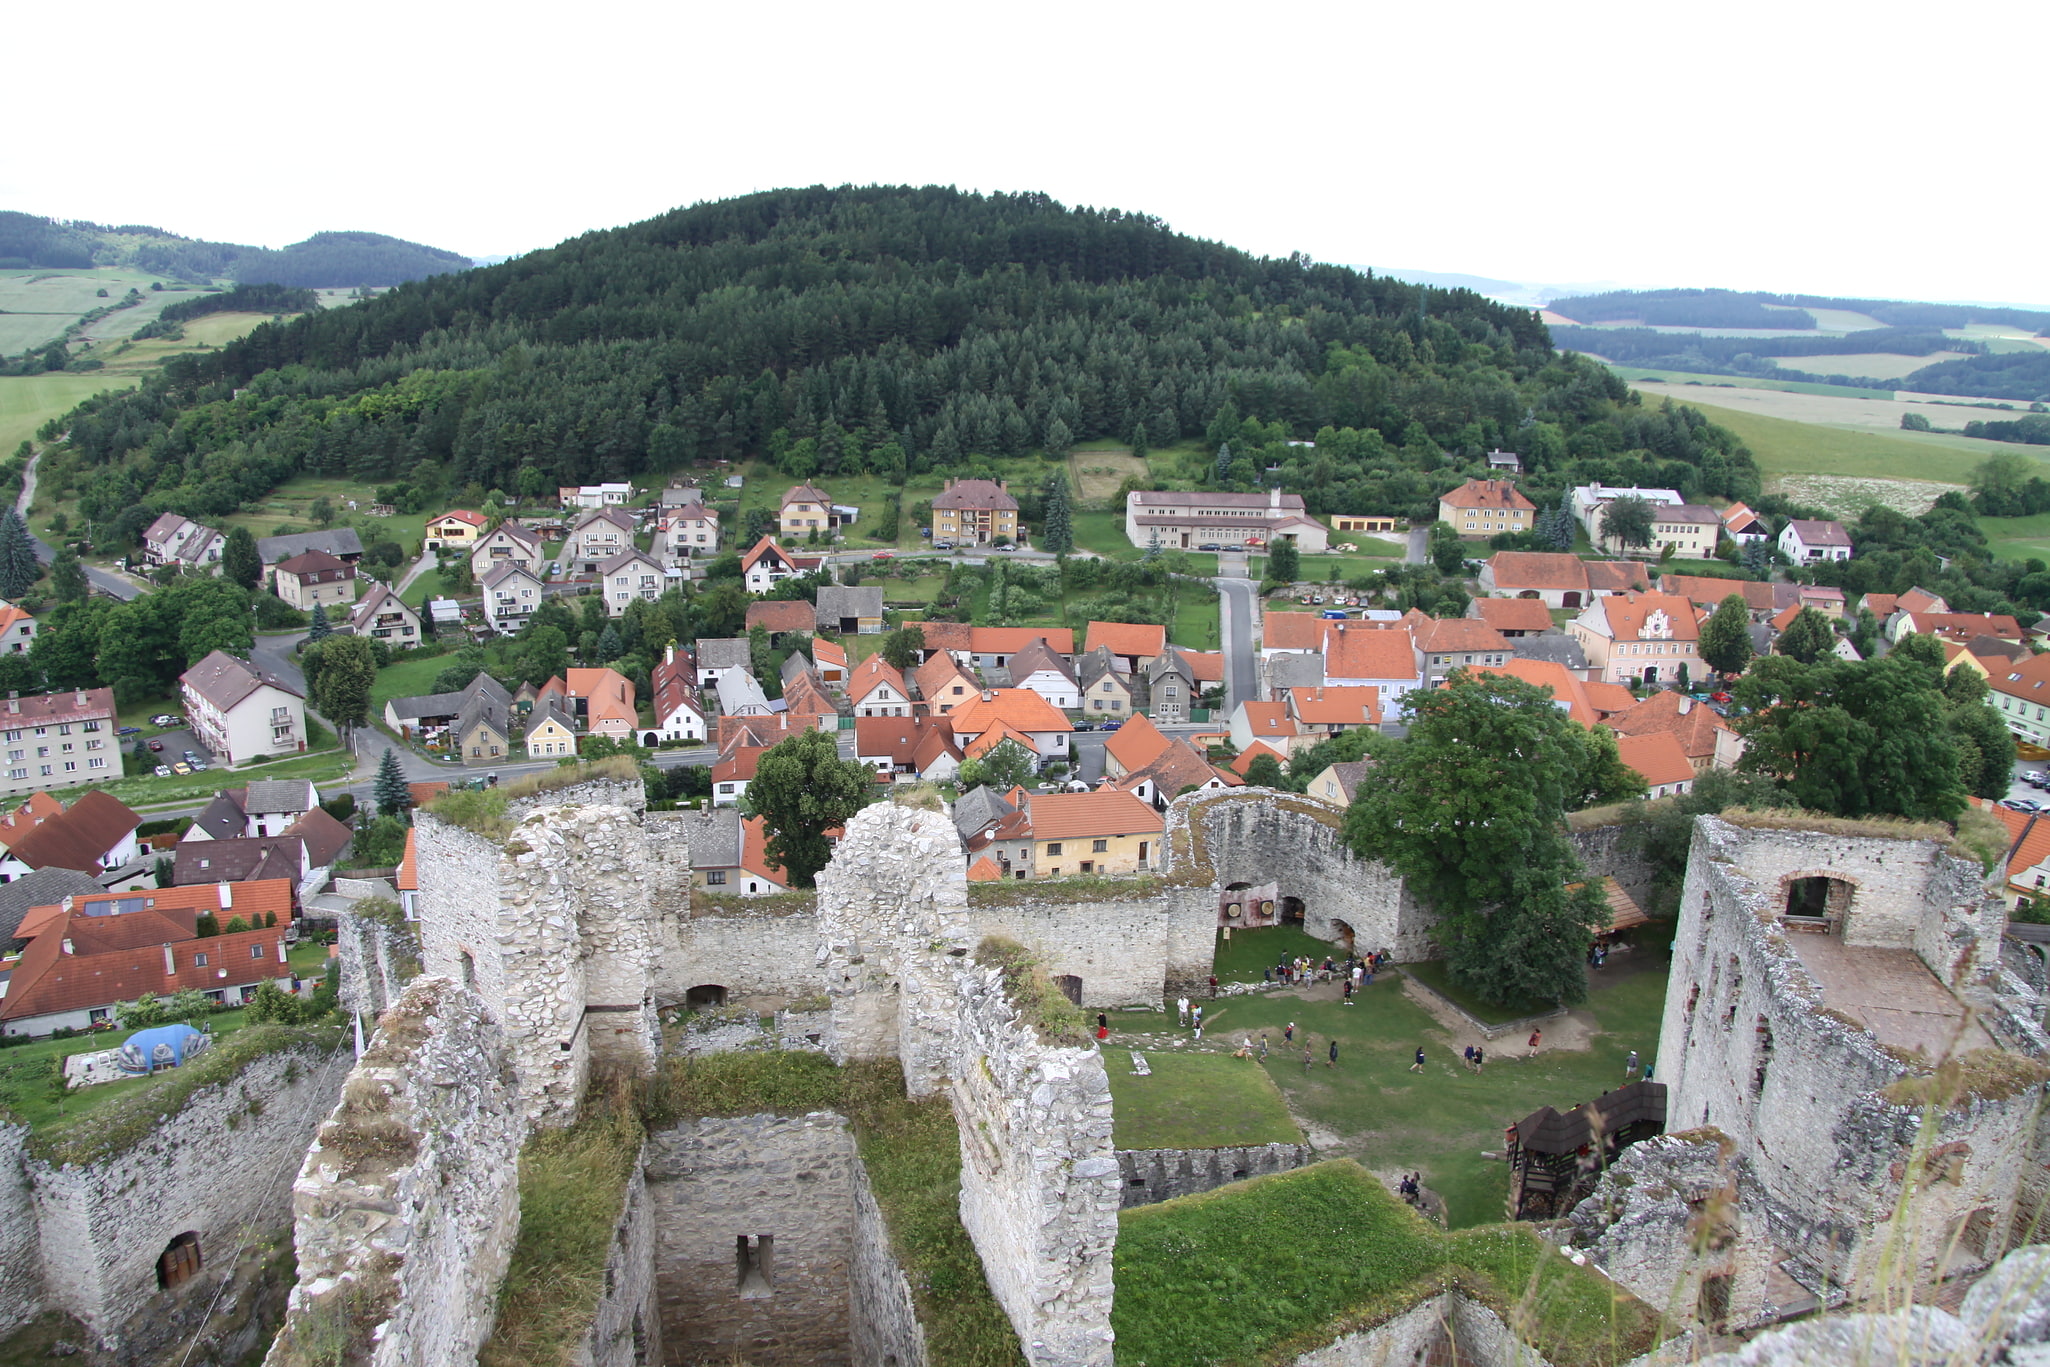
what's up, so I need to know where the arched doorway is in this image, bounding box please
[1642,666,1659,684]
[1053,975,1083,1006]
[1280,897,1306,927]
[685,984,727,1009]
[1330,918,1355,951]
[643,732,661,748]
[1783,875,1854,930]
[157,1232,202,1289]
[1562,591,1582,608]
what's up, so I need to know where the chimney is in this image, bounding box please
[1678,696,1692,714]
[61,938,73,956]
[982,691,995,702]
[218,882,233,908]
[164,944,176,975]
[74,691,86,707]
[61,894,74,913]
[1270,487,1281,510]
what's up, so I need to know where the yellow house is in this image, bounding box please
[779,483,840,540]
[1076,646,1134,718]
[425,510,488,548]
[1007,790,1165,879]
[524,705,578,758]
[931,478,1021,545]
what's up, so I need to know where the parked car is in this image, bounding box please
[932,541,954,551]
[1198,543,1222,552]
[149,714,180,727]
[182,750,199,763]
[872,550,895,560]
[116,726,140,735]
[2001,798,2041,813]
[171,762,192,776]
[1099,720,1123,732]
[153,765,172,777]
[1320,609,1348,620]
[148,739,164,752]
[1710,691,1733,703]
[2026,771,2049,786]
[1071,721,1095,732]
[190,760,209,772]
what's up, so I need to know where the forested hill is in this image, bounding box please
[0,212,471,286]
[49,185,1758,546]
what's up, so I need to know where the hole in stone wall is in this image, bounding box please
[1751,1018,1773,1100]
[1232,1169,1248,1180]
[687,984,728,1009]
[1280,896,1306,926]
[632,1309,648,1367]
[736,1234,773,1297]
[459,951,476,989]
[156,1231,202,1289]
[1698,1272,1732,1331]
[1330,918,1355,951]
[1053,975,1082,1006]
[1963,1207,1996,1259]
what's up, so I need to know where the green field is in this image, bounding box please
[1647,390,2047,485]
[1978,513,2050,564]
[0,372,138,458]
[1608,365,1893,401]
[1106,1050,1301,1150]
[47,744,354,812]
[1116,929,1669,1229]
[373,651,458,716]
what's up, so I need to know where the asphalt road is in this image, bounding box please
[1215,577,1258,713]
[15,453,144,600]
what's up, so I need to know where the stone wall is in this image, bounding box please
[0,1121,41,1335]
[951,965,1118,1367]
[1571,822,1662,912]
[1290,1292,1552,1367]
[575,1147,662,1367]
[644,1111,858,1365]
[1114,1142,1313,1209]
[970,890,1215,1007]
[850,1155,929,1367]
[414,786,672,1124]
[29,1035,351,1341]
[663,904,829,1005]
[334,903,419,1017]
[1657,817,2049,1313]
[265,977,525,1367]
[1165,789,1439,962]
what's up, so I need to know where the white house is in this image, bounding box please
[481,562,544,635]
[180,651,307,767]
[469,521,544,580]
[272,549,358,612]
[558,483,633,508]
[563,508,637,574]
[141,513,225,569]
[848,657,912,718]
[662,505,720,564]
[1004,639,1080,711]
[648,646,707,744]
[1779,519,1852,563]
[598,549,669,616]
[349,584,421,645]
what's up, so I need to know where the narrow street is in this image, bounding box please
[14,452,145,600]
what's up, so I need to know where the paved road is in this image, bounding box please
[15,453,145,600]
[393,549,438,598]
[1215,577,1259,713]
[1404,526,1428,566]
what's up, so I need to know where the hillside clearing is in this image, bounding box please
[1771,475,1963,519]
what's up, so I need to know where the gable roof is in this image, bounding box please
[1603,690,1732,762]
[525,702,579,740]
[1992,653,2050,704]
[1660,575,1775,614]
[1007,638,1077,686]
[595,548,664,577]
[1441,478,1535,512]
[429,509,489,528]
[1178,650,1226,684]
[1121,737,1238,798]
[915,650,978,705]
[1474,660,1598,728]
[1236,701,1298,740]
[1583,561,1652,594]
[812,638,848,672]
[6,791,141,873]
[747,599,819,635]
[1784,518,1852,547]
[855,716,955,767]
[1103,713,1171,773]
[182,650,304,708]
[1486,551,1591,591]
[1085,621,1166,659]
[953,783,1017,840]
[1415,618,1510,655]
[1229,740,1291,777]
[1595,592,1701,643]
[932,478,1019,511]
[780,482,833,508]
[948,687,1072,736]
[967,626,1076,656]
[480,561,541,592]
[245,778,318,815]
[848,654,909,702]
[1615,731,1696,789]
[1075,645,1126,690]
[256,528,363,564]
[1470,598,1556,634]
[965,720,1040,761]
[386,674,510,725]
[695,637,752,671]
[815,585,885,624]
[1286,686,1384,727]
[1262,612,1327,652]
[0,867,106,951]
[1018,789,1164,840]
[680,805,744,871]
[173,835,302,885]
[480,520,541,552]
[1324,624,1418,682]
[350,582,417,630]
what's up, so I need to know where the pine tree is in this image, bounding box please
[307,603,332,641]
[1742,538,1770,576]
[373,748,411,819]
[1214,442,1232,485]
[1043,417,1072,457]
[0,508,38,599]
[1041,472,1073,554]
[1130,420,1148,459]
[50,549,87,604]
[598,623,622,661]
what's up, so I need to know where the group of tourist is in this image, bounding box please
[1263,948,1392,992]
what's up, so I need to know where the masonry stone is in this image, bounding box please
[334,903,419,1017]
[1290,1292,1552,1367]
[850,1155,928,1367]
[1114,1141,1313,1208]
[574,1147,662,1367]
[0,1121,41,1335]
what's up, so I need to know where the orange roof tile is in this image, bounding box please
[430,509,489,528]
[812,638,848,671]
[1662,575,1774,614]
[567,667,636,728]
[1583,561,1652,594]
[1229,740,1291,776]
[1470,599,1555,633]
[1019,789,1164,840]
[738,815,788,886]
[1474,660,1596,728]
[948,687,1071,736]
[2,916,290,1023]
[1615,731,1696,789]
[1237,701,1298,739]
[1486,552,1591,592]
[1103,714,1171,773]
[968,626,1076,656]
[1178,650,1226,684]
[1603,690,1732,761]
[1582,681,1638,716]
[398,827,418,892]
[1415,619,1510,654]
[1991,653,2050,704]
[967,855,1006,882]
[1262,612,1327,651]
[1598,592,1701,643]
[966,721,1040,760]
[1324,624,1418,682]
[1440,479,1535,512]
[848,654,909,702]
[1084,621,1167,659]
[746,600,817,634]
[1286,686,1383,727]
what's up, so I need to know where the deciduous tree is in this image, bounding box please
[1733,654,1965,820]
[311,634,377,739]
[1266,538,1300,586]
[957,738,1036,795]
[1342,672,1643,1006]
[1698,594,1754,677]
[1600,495,1655,551]
[1774,606,1835,664]
[740,729,874,888]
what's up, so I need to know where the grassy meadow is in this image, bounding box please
[1609,365,1893,401]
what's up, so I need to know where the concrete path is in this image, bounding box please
[1404,525,1428,566]
[393,549,437,598]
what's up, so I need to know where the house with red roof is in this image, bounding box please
[746,599,819,642]
[849,656,912,718]
[1115,736,1239,808]
[1084,621,1166,674]
[650,644,707,744]
[1101,714,1171,780]
[1438,479,1535,539]
[1615,731,1696,799]
[949,688,1073,767]
[0,789,141,883]
[855,716,962,784]
[1602,691,1744,772]
[1478,552,1649,609]
[1467,598,1555,638]
[1229,740,1291,778]
[1568,592,1705,686]
[931,478,1020,546]
[423,509,489,550]
[1412,619,1511,687]
[1284,686,1382,736]
[963,789,1165,881]
[0,600,36,656]
[740,537,825,595]
[1989,653,2050,747]
[0,686,119,801]
[1229,701,1301,755]
[811,638,848,685]
[778,483,843,541]
[1322,622,1420,701]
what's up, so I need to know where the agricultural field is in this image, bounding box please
[1976,512,2050,565]
[0,268,184,353]
[1610,366,1892,401]
[1766,351,1972,381]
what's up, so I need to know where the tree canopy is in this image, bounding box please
[1698,593,1754,677]
[1342,672,1644,1006]
[741,729,874,888]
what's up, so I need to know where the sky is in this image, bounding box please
[9,0,2046,307]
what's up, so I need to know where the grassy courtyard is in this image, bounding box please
[1106,1051,1300,1150]
[1116,928,1670,1230]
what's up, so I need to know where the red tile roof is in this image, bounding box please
[746,600,818,634]
[1019,789,1164,840]
[1441,479,1535,513]
[1415,619,1510,654]
[1229,740,1290,776]
[1103,714,1171,774]
[1470,599,1556,633]
[967,855,1005,882]
[430,509,489,528]
[949,688,1071,736]
[5,790,140,873]
[1596,592,1701,643]
[1661,575,1774,614]
[1285,687,1383,727]
[849,654,909,703]
[968,626,1076,656]
[1474,661,1597,727]
[1262,613,1327,651]
[2,916,291,1022]
[1084,621,1166,659]
[1178,650,1226,684]
[966,721,1040,760]
[1615,731,1696,789]
[1237,701,1298,740]
[399,828,418,892]
[932,478,1019,511]
[1486,552,1592,591]
[914,652,977,710]
[1603,691,1731,762]
[1324,624,1418,682]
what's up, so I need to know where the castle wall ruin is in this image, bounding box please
[850,1156,929,1367]
[27,1035,350,1343]
[0,1122,42,1335]
[576,1149,662,1367]
[1288,1292,1552,1367]
[1656,817,2050,1314]
[1113,1140,1313,1209]
[265,977,525,1367]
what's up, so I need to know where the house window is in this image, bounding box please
[252,945,266,959]
[1046,843,1062,855]
[1093,839,1108,852]
[194,952,209,966]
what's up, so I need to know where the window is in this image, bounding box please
[706,870,727,885]
[252,945,266,959]
[194,952,209,966]
[1092,839,1108,852]
[1046,842,1062,856]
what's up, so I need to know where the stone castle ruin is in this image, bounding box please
[19,774,2050,1365]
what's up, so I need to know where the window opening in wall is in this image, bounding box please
[1053,974,1083,1006]
[736,1234,773,1297]
[1751,1018,1773,1100]
[1280,896,1306,926]
[686,984,727,1009]
[459,950,476,989]
[1698,1273,1732,1330]
[157,1231,203,1289]
[1330,918,1356,951]
[1962,1207,1997,1259]
[1784,875,1853,931]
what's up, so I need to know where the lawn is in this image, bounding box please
[0,372,141,459]
[373,652,459,715]
[1115,928,1671,1230]
[52,744,355,811]
[1400,961,1554,1026]
[219,473,431,561]
[1105,1050,1301,1150]
[1113,1160,1663,1367]
[1978,513,2050,564]
[1172,594,1221,651]
[1607,364,1893,401]
[0,1006,267,1130]
[1214,925,1337,983]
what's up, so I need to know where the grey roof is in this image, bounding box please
[191,791,248,841]
[1008,638,1076,686]
[456,690,510,742]
[256,527,364,565]
[183,650,304,709]
[1076,645,1124,690]
[287,808,353,869]
[696,637,752,671]
[0,867,107,951]
[1265,652,1327,692]
[717,671,773,716]
[1325,760,1374,803]
[525,701,578,741]
[1511,634,1590,671]
[815,586,885,629]
[245,778,317,815]
[480,560,540,590]
[387,674,511,724]
[779,652,813,685]
[952,784,1016,842]
[1146,643,1192,686]
[680,805,743,870]
[173,836,302,886]
[349,583,416,630]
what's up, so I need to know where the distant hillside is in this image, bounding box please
[0,212,471,288]
[1550,286,2050,335]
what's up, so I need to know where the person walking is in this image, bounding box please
[1463,1045,1476,1071]
[1096,1012,1109,1042]
[1191,1005,1203,1030]
[1473,1044,1484,1073]
[1328,1039,1339,1069]
[1625,1049,1639,1081]
[1303,1046,1314,1074]
[1410,1046,1426,1073]
[1258,1034,1268,1060]
[1528,1028,1542,1055]
[1285,1021,1295,1043]
[1177,996,1190,1027]
[1208,974,1219,999]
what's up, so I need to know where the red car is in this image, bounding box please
[1711,691,1732,703]
[148,739,164,752]
[872,550,895,560]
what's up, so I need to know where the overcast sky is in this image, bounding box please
[10,0,2045,307]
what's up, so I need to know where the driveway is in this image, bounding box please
[1404,526,1428,566]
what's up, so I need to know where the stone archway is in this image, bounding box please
[1280,896,1306,927]
[1330,918,1355,950]
[1779,870,1859,933]
[685,984,728,1009]
[157,1231,202,1290]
